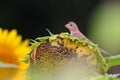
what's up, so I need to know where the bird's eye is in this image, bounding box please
[70,24,72,26]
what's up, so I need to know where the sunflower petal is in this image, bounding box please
[0,28,30,80]
[0,29,8,43]
[7,29,17,43]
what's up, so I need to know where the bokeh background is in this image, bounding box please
[0,0,120,76]
[0,0,101,39]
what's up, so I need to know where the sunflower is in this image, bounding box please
[0,28,30,80]
[27,32,107,80]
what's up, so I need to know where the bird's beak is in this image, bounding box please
[65,24,69,29]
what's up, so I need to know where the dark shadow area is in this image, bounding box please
[108,65,120,78]
[0,0,100,39]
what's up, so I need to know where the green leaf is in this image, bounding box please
[49,35,57,42]
[30,41,40,50]
[21,55,30,64]
[59,32,70,38]
[46,29,53,36]
[106,55,120,69]
[36,36,49,41]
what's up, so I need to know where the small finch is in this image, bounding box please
[65,21,110,56]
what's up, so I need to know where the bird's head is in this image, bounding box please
[65,21,78,32]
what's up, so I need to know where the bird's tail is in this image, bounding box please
[98,47,111,56]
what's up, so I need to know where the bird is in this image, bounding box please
[65,21,111,56]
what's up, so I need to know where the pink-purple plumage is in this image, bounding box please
[65,21,92,42]
[65,21,110,56]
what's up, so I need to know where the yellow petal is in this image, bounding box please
[0,28,30,80]
[12,35,22,47]
[0,29,8,43]
[7,29,17,43]
[0,28,2,35]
